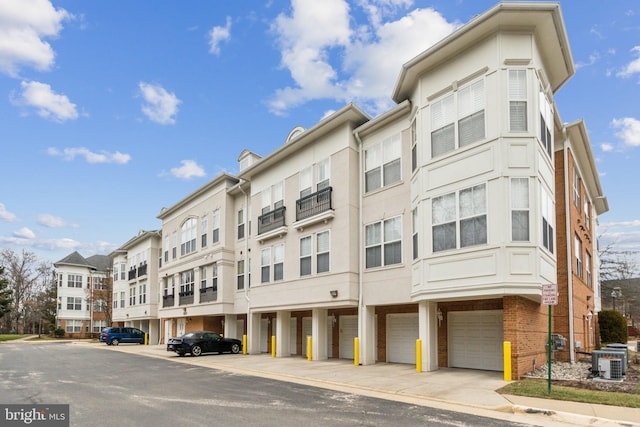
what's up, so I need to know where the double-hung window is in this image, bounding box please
[181,218,197,255]
[573,166,581,209]
[120,291,125,308]
[541,186,555,253]
[300,236,312,276]
[511,178,530,241]
[539,88,553,157]
[67,297,81,310]
[212,262,218,291]
[411,120,417,172]
[585,252,592,287]
[365,216,402,268]
[139,284,146,304]
[261,247,271,283]
[316,231,330,273]
[201,216,208,248]
[172,232,177,259]
[164,235,169,262]
[237,209,245,239]
[431,79,485,158]
[68,274,82,288]
[274,244,284,281]
[364,134,401,192]
[412,208,418,260]
[129,286,136,306]
[180,270,194,295]
[237,260,245,290]
[212,209,220,243]
[432,184,487,252]
[317,159,330,190]
[200,266,207,290]
[575,234,583,279]
[508,70,527,132]
[300,167,312,198]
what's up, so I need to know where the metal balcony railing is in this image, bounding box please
[296,186,332,221]
[137,263,147,277]
[258,206,286,235]
[128,268,137,281]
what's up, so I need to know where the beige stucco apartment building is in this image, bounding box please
[93,2,608,379]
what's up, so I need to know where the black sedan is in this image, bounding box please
[167,331,242,357]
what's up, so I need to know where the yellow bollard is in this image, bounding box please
[307,336,312,361]
[503,341,512,381]
[416,339,422,373]
[243,334,247,355]
[144,333,148,346]
[271,336,276,358]
[354,337,359,366]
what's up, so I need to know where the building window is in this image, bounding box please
[317,159,330,190]
[261,247,271,283]
[508,69,527,132]
[431,79,485,158]
[172,232,177,259]
[539,88,553,157]
[120,291,125,308]
[573,166,581,209]
[511,178,530,241]
[300,236,312,276]
[212,209,220,243]
[316,231,330,273]
[411,120,417,172]
[586,252,592,287]
[365,216,402,268]
[67,274,82,288]
[274,244,284,281]
[300,166,312,198]
[139,284,146,304]
[364,133,401,192]
[432,183,487,252]
[541,186,555,253]
[120,263,126,280]
[113,292,117,309]
[237,260,245,290]
[129,286,136,306]
[164,235,169,263]
[66,297,82,310]
[212,262,218,291]
[180,270,194,295]
[201,216,208,248]
[575,234,583,279]
[66,319,82,333]
[181,218,197,256]
[200,266,207,290]
[237,209,245,240]
[584,201,591,230]
[412,208,418,260]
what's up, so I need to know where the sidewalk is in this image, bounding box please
[84,342,639,427]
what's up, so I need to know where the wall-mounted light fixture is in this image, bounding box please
[329,314,337,327]
[437,309,443,327]
[330,290,338,298]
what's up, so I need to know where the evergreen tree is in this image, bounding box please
[0,266,13,322]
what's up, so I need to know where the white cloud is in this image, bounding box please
[611,117,640,147]
[15,80,78,122]
[0,0,71,77]
[139,82,181,125]
[47,147,131,164]
[268,0,458,115]
[37,213,78,228]
[0,203,17,222]
[209,16,232,55]
[170,160,206,180]
[601,143,614,152]
[617,46,640,78]
[13,227,35,239]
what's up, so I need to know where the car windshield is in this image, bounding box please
[182,332,198,338]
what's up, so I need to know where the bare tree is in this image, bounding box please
[598,238,640,324]
[0,249,45,333]
[84,267,114,333]
[0,266,13,332]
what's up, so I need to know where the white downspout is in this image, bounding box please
[563,130,575,363]
[238,180,251,345]
[354,130,364,364]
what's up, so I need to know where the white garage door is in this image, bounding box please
[339,315,358,359]
[387,313,419,364]
[448,310,503,371]
[290,317,297,355]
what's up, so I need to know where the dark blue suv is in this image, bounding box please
[99,327,145,345]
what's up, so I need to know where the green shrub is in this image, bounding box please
[54,328,65,338]
[599,310,628,344]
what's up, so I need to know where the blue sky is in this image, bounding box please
[0,0,639,267]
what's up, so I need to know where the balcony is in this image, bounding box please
[179,290,194,305]
[138,263,148,277]
[258,206,286,235]
[162,293,174,308]
[199,285,218,303]
[128,268,137,281]
[296,187,332,221]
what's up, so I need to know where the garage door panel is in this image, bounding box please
[339,315,357,359]
[387,313,418,365]
[449,310,503,371]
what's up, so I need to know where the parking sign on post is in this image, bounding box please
[542,283,558,395]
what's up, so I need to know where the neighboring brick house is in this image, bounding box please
[54,251,112,338]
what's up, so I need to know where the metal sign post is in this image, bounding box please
[542,283,558,395]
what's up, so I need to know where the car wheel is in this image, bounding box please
[231,343,240,354]
[111,338,119,346]
[191,345,202,357]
